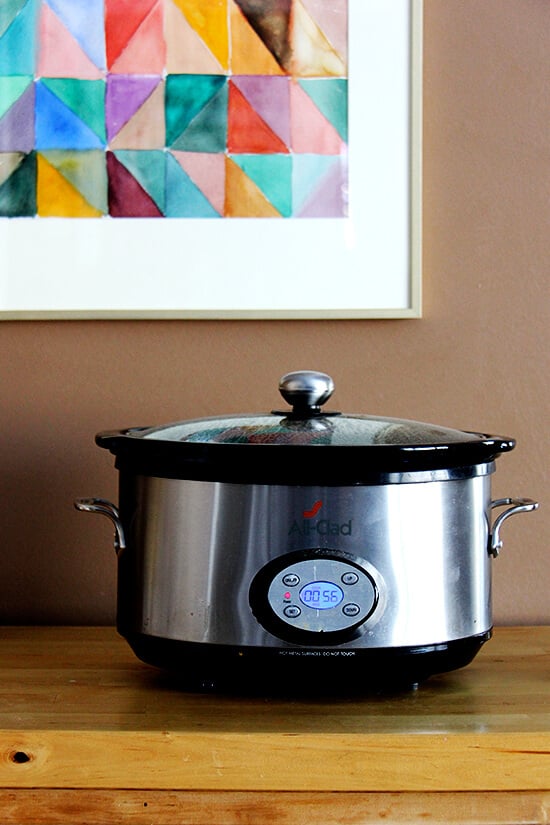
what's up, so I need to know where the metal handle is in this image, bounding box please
[489,497,539,557]
[279,371,335,415]
[74,497,126,554]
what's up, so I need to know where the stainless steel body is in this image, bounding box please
[115,468,495,649]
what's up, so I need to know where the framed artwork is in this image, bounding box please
[0,0,422,319]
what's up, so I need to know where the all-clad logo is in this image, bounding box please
[288,499,353,537]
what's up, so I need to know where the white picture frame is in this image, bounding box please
[0,0,422,320]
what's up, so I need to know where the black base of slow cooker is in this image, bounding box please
[122,630,492,695]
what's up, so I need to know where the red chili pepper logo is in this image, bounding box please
[303,500,323,519]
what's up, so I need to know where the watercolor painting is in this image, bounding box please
[0,0,349,219]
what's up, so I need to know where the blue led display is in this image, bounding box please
[299,581,344,610]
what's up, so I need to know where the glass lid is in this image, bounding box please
[136,371,492,448]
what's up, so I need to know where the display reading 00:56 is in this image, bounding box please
[299,581,344,610]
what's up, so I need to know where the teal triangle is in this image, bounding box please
[298,79,348,142]
[0,0,38,75]
[171,84,228,153]
[165,75,227,147]
[0,76,32,119]
[231,154,292,217]
[113,150,166,214]
[0,0,29,39]
[165,153,220,218]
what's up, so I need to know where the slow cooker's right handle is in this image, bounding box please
[489,498,539,557]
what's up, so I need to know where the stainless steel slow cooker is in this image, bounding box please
[76,371,538,692]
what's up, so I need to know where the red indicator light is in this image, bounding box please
[284,592,291,600]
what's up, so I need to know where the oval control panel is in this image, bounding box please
[250,549,383,645]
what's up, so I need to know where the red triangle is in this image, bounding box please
[105,0,158,69]
[227,81,289,154]
[107,152,163,217]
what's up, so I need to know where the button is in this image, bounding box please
[341,572,359,586]
[282,573,300,586]
[342,603,360,617]
[283,605,301,618]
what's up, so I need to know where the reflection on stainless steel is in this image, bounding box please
[116,470,495,649]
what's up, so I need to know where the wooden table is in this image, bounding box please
[0,626,549,824]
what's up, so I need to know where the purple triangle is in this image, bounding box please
[297,158,348,218]
[232,76,290,148]
[106,75,161,142]
[0,84,35,152]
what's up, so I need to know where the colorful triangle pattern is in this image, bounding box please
[0,0,348,218]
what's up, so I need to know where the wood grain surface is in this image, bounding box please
[0,626,549,795]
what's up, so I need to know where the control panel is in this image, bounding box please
[249,549,382,645]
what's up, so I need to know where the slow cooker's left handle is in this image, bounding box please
[74,498,126,555]
[489,498,539,557]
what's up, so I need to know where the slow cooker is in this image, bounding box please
[76,371,538,692]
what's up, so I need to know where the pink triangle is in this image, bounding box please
[300,0,348,64]
[171,151,225,215]
[109,1,165,75]
[38,3,103,79]
[290,82,345,155]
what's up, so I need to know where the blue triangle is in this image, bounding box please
[45,0,105,68]
[165,153,220,218]
[35,81,105,149]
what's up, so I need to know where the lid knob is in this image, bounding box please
[279,370,335,415]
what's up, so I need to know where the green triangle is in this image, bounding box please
[171,84,228,153]
[41,79,106,143]
[230,154,292,217]
[298,79,348,142]
[113,150,165,213]
[0,75,32,119]
[165,75,227,146]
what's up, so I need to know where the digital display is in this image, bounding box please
[299,581,344,610]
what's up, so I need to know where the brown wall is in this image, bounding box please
[1,0,548,626]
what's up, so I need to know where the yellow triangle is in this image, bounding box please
[229,1,284,75]
[225,157,281,218]
[171,0,229,70]
[292,0,346,77]
[37,154,103,218]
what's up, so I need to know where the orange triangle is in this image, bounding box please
[228,82,289,154]
[225,157,281,217]
[171,0,229,70]
[37,154,103,217]
[229,1,284,75]
[164,0,223,73]
[110,2,165,75]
